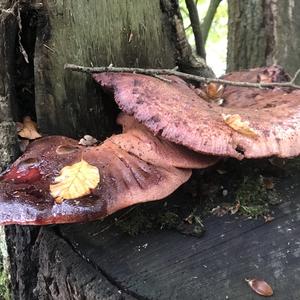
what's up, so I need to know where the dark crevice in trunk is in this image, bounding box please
[14,5,38,121]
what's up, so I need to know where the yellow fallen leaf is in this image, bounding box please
[50,159,100,203]
[222,114,258,138]
[18,116,42,140]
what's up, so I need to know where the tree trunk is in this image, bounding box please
[2,1,210,299]
[0,1,19,172]
[34,0,177,138]
[227,0,300,78]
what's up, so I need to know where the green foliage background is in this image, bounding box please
[180,0,228,76]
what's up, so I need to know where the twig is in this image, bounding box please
[64,64,300,90]
[202,0,222,44]
[154,74,173,83]
[184,23,192,31]
[185,0,206,59]
[291,68,300,84]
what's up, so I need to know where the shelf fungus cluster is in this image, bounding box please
[1,66,300,225]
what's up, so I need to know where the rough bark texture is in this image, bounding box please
[227,0,270,72]
[227,0,300,80]
[34,0,179,138]
[0,1,19,172]
[6,226,136,300]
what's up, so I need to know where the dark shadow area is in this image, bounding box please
[14,5,37,121]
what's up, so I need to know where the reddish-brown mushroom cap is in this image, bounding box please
[0,136,193,225]
[2,66,298,225]
[221,65,290,84]
[109,113,219,169]
[221,66,291,108]
[93,66,300,159]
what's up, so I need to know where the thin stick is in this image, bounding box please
[291,68,300,84]
[64,64,300,90]
[202,0,222,44]
[185,0,206,59]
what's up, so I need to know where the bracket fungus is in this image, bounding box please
[93,65,300,159]
[0,125,215,225]
[0,66,300,225]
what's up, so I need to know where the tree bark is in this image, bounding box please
[0,1,19,172]
[2,1,211,299]
[34,0,177,138]
[227,0,300,79]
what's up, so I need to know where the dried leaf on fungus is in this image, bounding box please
[93,67,300,158]
[222,114,258,138]
[195,83,224,105]
[79,135,98,146]
[206,83,224,100]
[50,159,100,203]
[246,278,274,297]
[0,135,196,225]
[18,116,42,140]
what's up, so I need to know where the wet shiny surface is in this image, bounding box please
[0,130,197,225]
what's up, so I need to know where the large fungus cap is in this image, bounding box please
[93,66,300,159]
[0,119,216,225]
[109,113,218,169]
[0,136,190,225]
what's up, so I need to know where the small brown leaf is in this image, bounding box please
[229,200,240,215]
[211,205,229,217]
[18,116,42,140]
[262,177,274,190]
[264,214,275,223]
[246,278,273,297]
[206,83,224,100]
[50,159,100,203]
[222,114,258,138]
[196,83,224,105]
[79,135,98,146]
